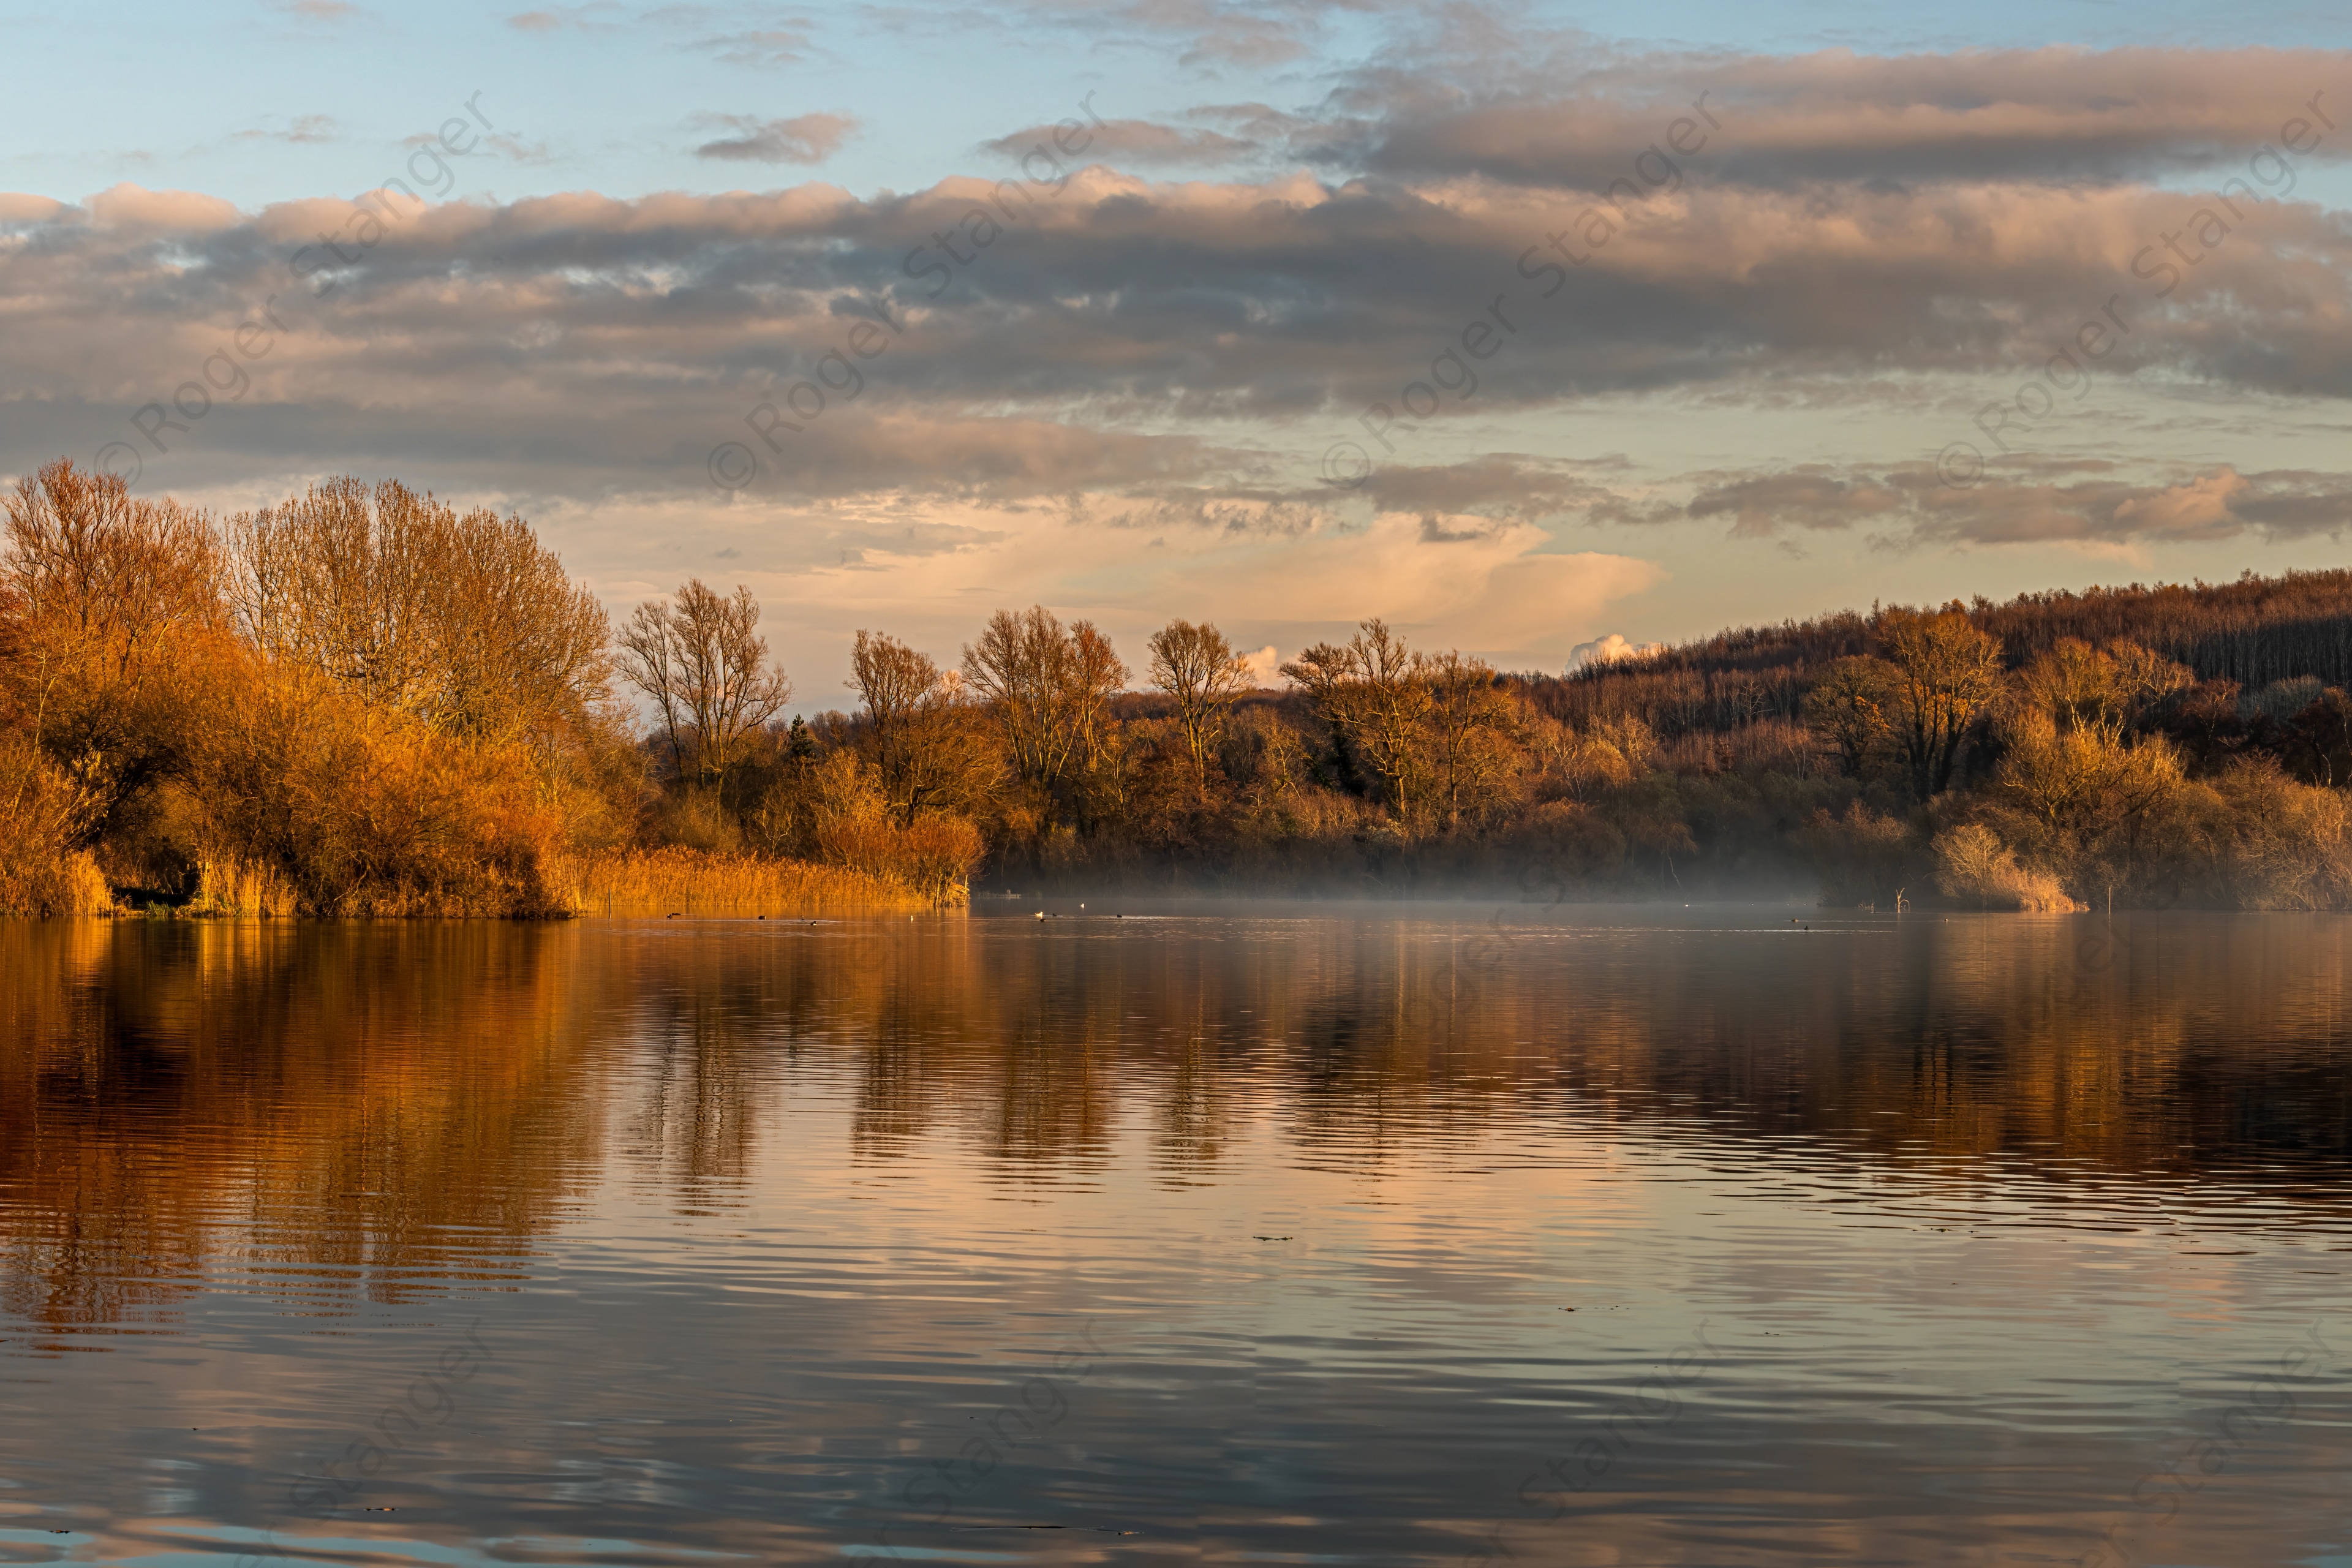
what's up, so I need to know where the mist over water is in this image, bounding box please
[4,906,2350,1565]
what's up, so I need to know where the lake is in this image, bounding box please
[3,904,2350,1566]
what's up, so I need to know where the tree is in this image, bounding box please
[849,629,1002,826]
[1991,637,2191,902]
[850,630,939,744]
[617,579,791,794]
[1876,606,2003,797]
[228,477,611,749]
[1803,655,1899,778]
[960,606,1126,793]
[1420,650,1520,830]
[2,459,223,845]
[1147,619,1251,792]
[1281,619,1432,824]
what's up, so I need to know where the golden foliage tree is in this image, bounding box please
[960,606,1126,799]
[229,477,612,750]
[1877,606,2003,797]
[618,579,792,795]
[1282,619,1434,824]
[1147,619,1253,793]
[2,460,224,850]
[848,630,1003,827]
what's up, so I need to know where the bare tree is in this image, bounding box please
[850,630,1002,825]
[1148,619,1251,791]
[1069,619,1129,777]
[850,630,939,742]
[1876,605,2003,797]
[618,579,792,792]
[1281,619,1432,823]
[1421,650,1519,830]
[1804,655,1901,778]
[961,605,1126,790]
[228,477,610,747]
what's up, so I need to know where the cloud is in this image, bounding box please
[1144,510,1664,652]
[692,26,810,64]
[1567,632,1662,670]
[962,0,1354,70]
[279,0,360,18]
[0,194,66,224]
[236,115,339,146]
[80,184,242,233]
[693,111,857,164]
[505,2,624,31]
[1343,45,2352,189]
[1684,467,1909,538]
[1672,460,2352,547]
[504,4,807,61]
[6,42,2352,540]
[700,494,1664,671]
[1357,456,1643,524]
[486,134,558,165]
[982,118,1256,167]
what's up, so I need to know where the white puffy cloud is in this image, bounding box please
[1567,632,1663,671]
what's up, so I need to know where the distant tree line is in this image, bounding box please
[10,459,2352,915]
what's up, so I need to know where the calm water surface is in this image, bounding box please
[3,903,2351,1567]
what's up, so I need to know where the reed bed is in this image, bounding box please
[567,848,928,914]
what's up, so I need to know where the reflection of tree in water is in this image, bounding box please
[1150,1019,1233,1178]
[617,943,805,1209]
[788,914,2352,1209]
[12,912,2351,1346]
[0,921,608,1341]
[825,924,1118,1172]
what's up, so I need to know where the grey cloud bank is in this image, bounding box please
[1938,88,2338,490]
[87,91,497,488]
[0,45,2343,557]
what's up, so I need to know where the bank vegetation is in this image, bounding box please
[12,459,2352,914]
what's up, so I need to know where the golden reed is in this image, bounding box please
[564,848,929,915]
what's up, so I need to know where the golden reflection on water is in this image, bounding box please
[6,908,2352,1567]
[3,908,2350,1343]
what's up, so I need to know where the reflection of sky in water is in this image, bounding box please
[1,908,2349,1566]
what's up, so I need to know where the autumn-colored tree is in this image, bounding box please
[1147,619,1251,793]
[229,477,611,749]
[1877,606,2003,797]
[960,606,1126,796]
[1282,619,1432,824]
[848,629,1002,826]
[1,459,224,848]
[1420,650,1520,831]
[618,580,792,795]
[1803,655,1900,778]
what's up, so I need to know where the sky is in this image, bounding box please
[6,1,2352,698]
